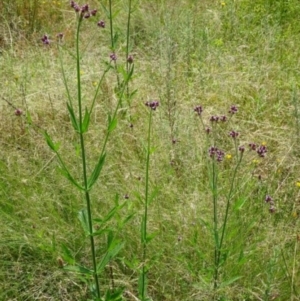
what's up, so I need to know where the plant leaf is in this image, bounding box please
[44,131,60,152]
[82,107,90,133]
[59,166,84,190]
[64,264,93,275]
[96,240,124,274]
[108,117,117,132]
[219,276,242,288]
[61,244,75,265]
[78,209,91,236]
[67,102,79,132]
[87,153,106,189]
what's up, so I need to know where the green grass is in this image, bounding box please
[1,0,300,300]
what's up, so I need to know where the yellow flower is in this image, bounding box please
[252,159,259,165]
[93,81,97,87]
[296,181,300,188]
[221,1,226,6]
[261,141,267,146]
[225,154,232,160]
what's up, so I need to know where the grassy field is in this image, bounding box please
[1,0,300,300]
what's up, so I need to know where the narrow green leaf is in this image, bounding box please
[44,131,60,152]
[96,241,124,273]
[64,264,93,275]
[146,231,158,243]
[59,166,84,190]
[82,107,90,133]
[108,117,117,132]
[87,153,106,189]
[67,102,79,132]
[233,197,246,211]
[26,110,32,125]
[219,276,242,288]
[78,209,91,236]
[61,244,75,265]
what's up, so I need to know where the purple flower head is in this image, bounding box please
[84,12,91,18]
[209,146,224,162]
[269,205,276,213]
[210,115,219,122]
[229,130,239,139]
[229,105,238,114]
[15,109,22,116]
[249,142,257,151]
[194,105,203,116]
[220,115,227,122]
[257,145,267,157]
[205,127,211,134]
[56,33,64,40]
[110,53,117,61]
[265,195,273,203]
[81,4,89,13]
[90,9,97,16]
[41,35,50,45]
[127,55,134,64]
[238,145,245,153]
[97,20,105,28]
[145,100,159,110]
[70,0,76,7]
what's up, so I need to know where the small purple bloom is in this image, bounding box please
[90,9,97,16]
[238,145,245,153]
[84,12,90,18]
[229,105,238,114]
[249,143,257,151]
[145,100,159,110]
[220,115,227,122]
[257,145,267,157]
[265,195,273,203]
[41,34,50,45]
[210,115,219,122]
[110,53,117,61]
[97,20,105,28]
[127,55,134,64]
[209,146,224,162]
[269,205,276,213]
[194,105,203,116]
[56,33,64,40]
[15,109,22,116]
[229,130,239,139]
[81,4,89,12]
[205,127,211,134]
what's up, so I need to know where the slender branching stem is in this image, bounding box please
[141,109,153,300]
[75,18,101,298]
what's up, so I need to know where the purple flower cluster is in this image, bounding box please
[249,143,268,157]
[194,105,203,116]
[70,1,97,19]
[229,130,239,139]
[229,105,238,114]
[97,20,105,28]
[15,109,22,116]
[210,115,227,122]
[209,146,225,162]
[265,195,276,213]
[110,53,117,61]
[41,35,50,45]
[145,100,159,110]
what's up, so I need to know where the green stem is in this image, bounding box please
[75,18,101,298]
[141,109,152,300]
[126,0,132,100]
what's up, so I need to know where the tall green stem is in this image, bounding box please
[141,109,152,300]
[75,18,100,298]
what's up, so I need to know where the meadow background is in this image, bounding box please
[1,0,300,300]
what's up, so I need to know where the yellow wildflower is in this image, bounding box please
[261,141,267,146]
[252,159,259,165]
[296,181,300,188]
[225,154,232,160]
[221,1,226,6]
